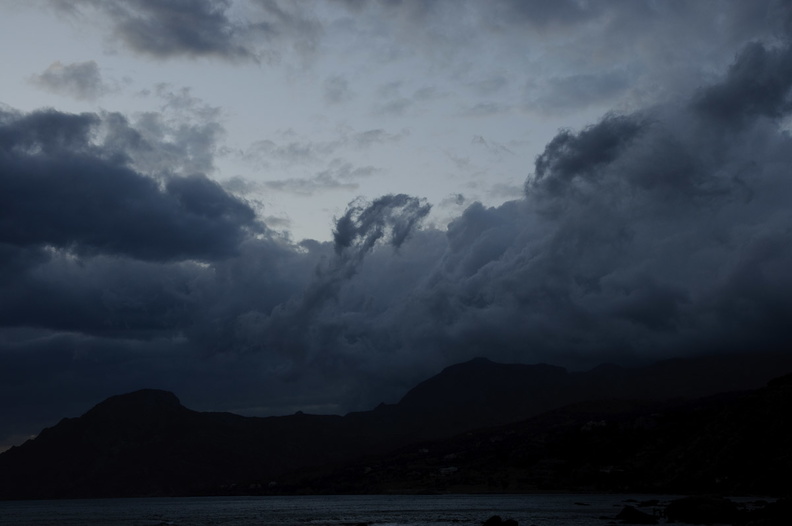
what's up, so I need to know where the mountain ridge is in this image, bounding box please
[2,351,792,499]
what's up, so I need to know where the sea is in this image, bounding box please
[0,493,677,526]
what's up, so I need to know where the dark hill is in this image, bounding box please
[0,389,361,499]
[2,351,792,499]
[365,351,792,442]
[297,374,792,496]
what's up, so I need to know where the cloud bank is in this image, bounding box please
[3,0,792,450]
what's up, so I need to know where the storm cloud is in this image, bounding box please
[221,38,792,390]
[0,109,257,261]
[3,0,792,453]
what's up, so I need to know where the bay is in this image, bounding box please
[0,493,674,526]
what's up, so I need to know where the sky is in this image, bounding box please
[2,0,792,452]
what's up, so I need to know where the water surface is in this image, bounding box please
[0,493,674,526]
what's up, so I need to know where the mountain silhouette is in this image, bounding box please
[1,351,791,499]
[307,373,792,496]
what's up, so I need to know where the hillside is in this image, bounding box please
[1,351,791,499]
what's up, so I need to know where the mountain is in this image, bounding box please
[0,389,362,499]
[298,373,792,497]
[349,351,792,442]
[2,351,792,499]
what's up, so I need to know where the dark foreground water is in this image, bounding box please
[0,493,677,526]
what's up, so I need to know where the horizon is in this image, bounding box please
[2,0,792,452]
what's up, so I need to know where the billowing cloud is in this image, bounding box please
[102,85,225,176]
[0,108,255,262]
[220,37,792,404]
[30,61,112,100]
[693,41,792,127]
[332,194,431,257]
[0,104,325,446]
[3,0,792,456]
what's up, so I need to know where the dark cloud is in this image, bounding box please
[1,106,436,449]
[332,194,432,257]
[5,5,792,453]
[99,0,252,58]
[221,36,792,408]
[693,41,792,127]
[30,61,112,100]
[53,0,319,61]
[0,108,256,262]
[531,114,648,196]
[0,102,322,443]
[246,194,432,380]
[95,0,251,59]
[0,256,201,337]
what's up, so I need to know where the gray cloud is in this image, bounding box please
[241,128,405,175]
[100,85,227,176]
[693,41,792,127]
[248,159,378,197]
[0,108,257,263]
[324,75,355,104]
[52,0,319,61]
[30,61,112,100]
[373,82,447,116]
[533,70,632,112]
[245,194,432,379]
[488,0,602,29]
[459,102,512,117]
[263,172,359,196]
[531,114,649,197]
[95,0,251,59]
[466,74,510,96]
[349,128,408,149]
[326,162,379,180]
[332,194,432,257]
